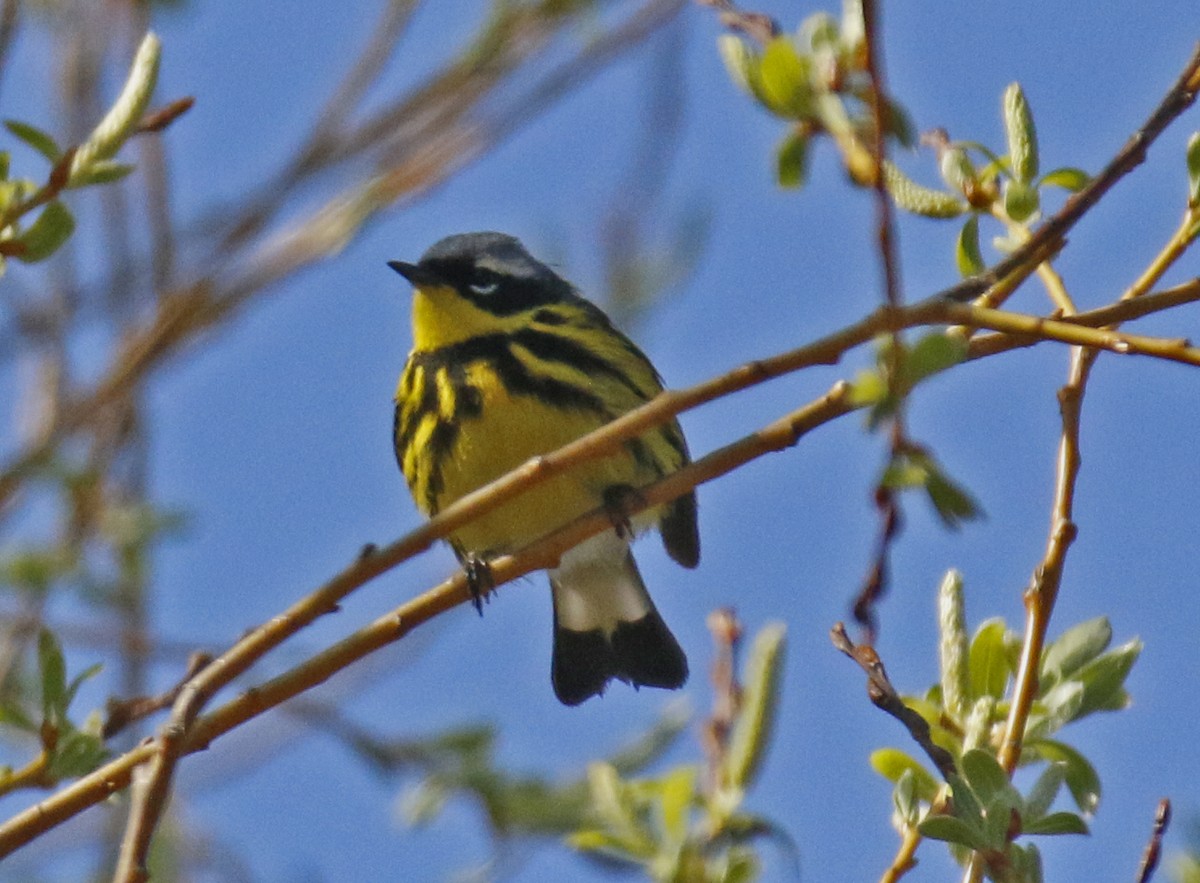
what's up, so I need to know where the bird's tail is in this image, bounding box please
[549,532,687,706]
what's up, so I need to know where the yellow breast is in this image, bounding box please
[397,356,662,556]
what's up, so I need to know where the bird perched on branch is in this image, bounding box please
[390,232,698,705]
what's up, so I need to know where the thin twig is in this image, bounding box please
[702,608,743,795]
[1134,798,1171,883]
[853,0,909,641]
[102,652,213,740]
[831,623,957,780]
[693,0,779,45]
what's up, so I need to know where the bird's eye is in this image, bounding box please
[469,280,499,296]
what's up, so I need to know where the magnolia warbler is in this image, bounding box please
[390,232,699,705]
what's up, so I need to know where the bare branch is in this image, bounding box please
[1134,799,1172,883]
[831,623,957,781]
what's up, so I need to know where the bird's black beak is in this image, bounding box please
[388,260,442,288]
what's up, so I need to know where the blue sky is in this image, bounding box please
[3,1,1200,881]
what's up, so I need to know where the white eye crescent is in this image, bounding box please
[469,281,499,296]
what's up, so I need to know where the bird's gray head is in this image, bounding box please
[389,232,574,313]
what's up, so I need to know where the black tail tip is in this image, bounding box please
[552,612,688,706]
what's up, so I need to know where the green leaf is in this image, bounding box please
[719,849,761,883]
[848,367,887,407]
[939,147,979,197]
[969,618,1012,701]
[66,662,104,708]
[1003,82,1039,183]
[1004,179,1040,222]
[37,629,68,723]
[5,120,62,161]
[1027,739,1100,815]
[882,160,967,218]
[1072,638,1141,718]
[1022,811,1089,836]
[0,150,9,179]
[758,37,813,118]
[880,456,925,491]
[11,200,75,263]
[776,129,809,189]
[0,699,36,733]
[1,547,67,594]
[956,215,985,278]
[658,765,696,842]
[1039,166,1090,192]
[906,332,968,386]
[0,177,34,216]
[924,459,984,530]
[893,769,919,828]
[1023,762,1066,822]
[1029,680,1084,738]
[718,35,760,99]
[47,727,109,779]
[870,748,940,803]
[587,762,635,831]
[947,772,984,827]
[1013,843,1045,883]
[885,98,917,149]
[1041,617,1111,683]
[724,622,786,789]
[983,794,1015,848]
[1186,132,1200,207]
[68,159,135,188]
[567,827,640,857]
[919,814,991,851]
[960,749,1012,806]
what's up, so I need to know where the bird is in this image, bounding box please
[389,232,699,705]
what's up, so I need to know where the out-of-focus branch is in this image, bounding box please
[0,0,686,517]
[0,0,18,98]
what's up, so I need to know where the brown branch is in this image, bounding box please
[102,652,213,740]
[133,97,194,135]
[1134,798,1171,883]
[830,622,957,781]
[853,0,909,642]
[702,608,743,796]
[693,0,779,45]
